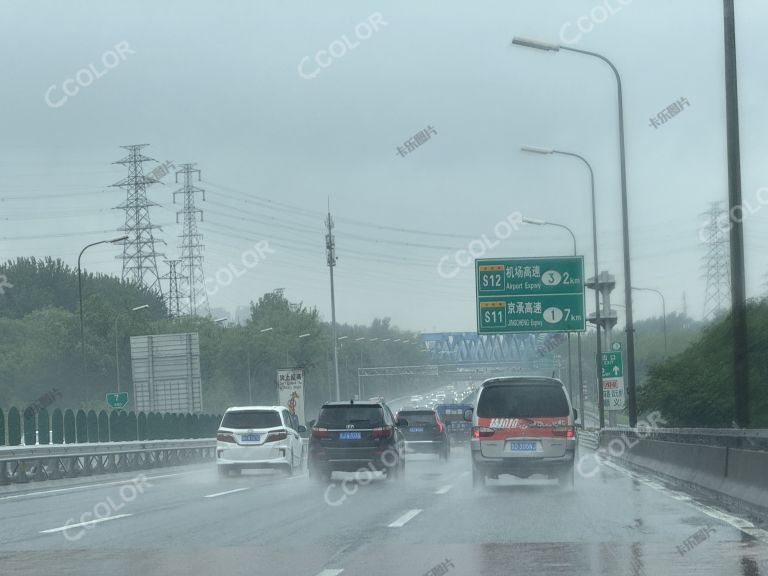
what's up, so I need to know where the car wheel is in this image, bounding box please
[472,463,485,489]
[217,465,229,478]
[558,465,575,490]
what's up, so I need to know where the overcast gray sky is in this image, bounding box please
[1,0,767,332]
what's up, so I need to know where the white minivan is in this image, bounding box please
[216,406,305,477]
[466,377,577,488]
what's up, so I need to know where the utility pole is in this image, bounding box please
[112,145,165,295]
[724,0,749,427]
[326,208,341,401]
[174,163,209,317]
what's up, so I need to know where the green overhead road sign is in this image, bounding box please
[476,257,586,334]
[106,392,129,409]
[601,350,625,411]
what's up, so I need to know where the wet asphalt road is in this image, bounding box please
[1,442,767,576]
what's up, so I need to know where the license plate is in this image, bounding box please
[339,431,361,440]
[508,441,537,452]
[241,434,260,442]
[409,427,424,433]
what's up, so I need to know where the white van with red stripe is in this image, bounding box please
[466,376,577,488]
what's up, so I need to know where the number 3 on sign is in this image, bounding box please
[543,307,563,324]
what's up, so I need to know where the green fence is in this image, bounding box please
[0,405,222,446]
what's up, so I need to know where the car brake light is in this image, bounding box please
[471,426,495,439]
[216,430,235,443]
[372,426,393,439]
[553,426,575,438]
[265,429,288,442]
[311,427,331,438]
[435,416,444,433]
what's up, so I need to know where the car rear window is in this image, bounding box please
[476,384,569,418]
[398,411,436,424]
[316,405,384,428]
[221,410,281,429]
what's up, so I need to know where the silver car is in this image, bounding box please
[467,377,577,488]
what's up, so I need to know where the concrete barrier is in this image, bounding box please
[596,429,768,519]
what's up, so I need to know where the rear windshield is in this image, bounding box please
[221,410,281,429]
[476,384,569,418]
[437,406,467,422]
[398,411,437,424]
[316,405,384,428]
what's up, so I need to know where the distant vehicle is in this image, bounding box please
[396,409,450,460]
[216,406,305,478]
[466,377,577,489]
[436,403,473,444]
[308,400,406,482]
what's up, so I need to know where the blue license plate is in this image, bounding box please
[509,441,537,452]
[339,431,361,440]
[409,427,424,433]
[241,434,260,442]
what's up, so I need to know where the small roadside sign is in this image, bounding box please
[106,392,129,409]
[601,350,625,411]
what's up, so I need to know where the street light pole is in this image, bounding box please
[522,217,580,412]
[521,146,603,427]
[512,37,637,426]
[632,287,667,356]
[78,235,128,404]
[115,304,149,393]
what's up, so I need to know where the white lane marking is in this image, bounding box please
[314,571,344,576]
[0,472,188,502]
[40,513,132,534]
[204,487,250,499]
[602,459,768,543]
[435,485,453,494]
[388,509,422,528]
[287,473,308,480]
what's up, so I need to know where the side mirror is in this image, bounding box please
[463,408,473,422]
[308,419,316,429]
[573,408,579,422]
[297,425,307,434]
[396,419,408,427]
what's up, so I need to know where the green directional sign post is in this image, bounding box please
[106,392,129,409]
[476,257,586,334]
[601,343,625,411]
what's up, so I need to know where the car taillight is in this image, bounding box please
[372,426,393,439]
[435,416,444,433]
[216,430,235,443]
[471,426,495,439]
[265,429,288,442]
[311,427,330,438]
[553,426,575,438]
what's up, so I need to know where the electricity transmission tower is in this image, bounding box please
[701,201,731,320]
[163,259,186,319]
[174,163,209,317]
[113,144,165,295]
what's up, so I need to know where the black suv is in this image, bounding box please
[396,409,450,460]
[308,400,406,482]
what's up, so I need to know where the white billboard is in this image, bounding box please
[277,368,305,426]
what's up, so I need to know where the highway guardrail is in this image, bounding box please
[0,439,216,485]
